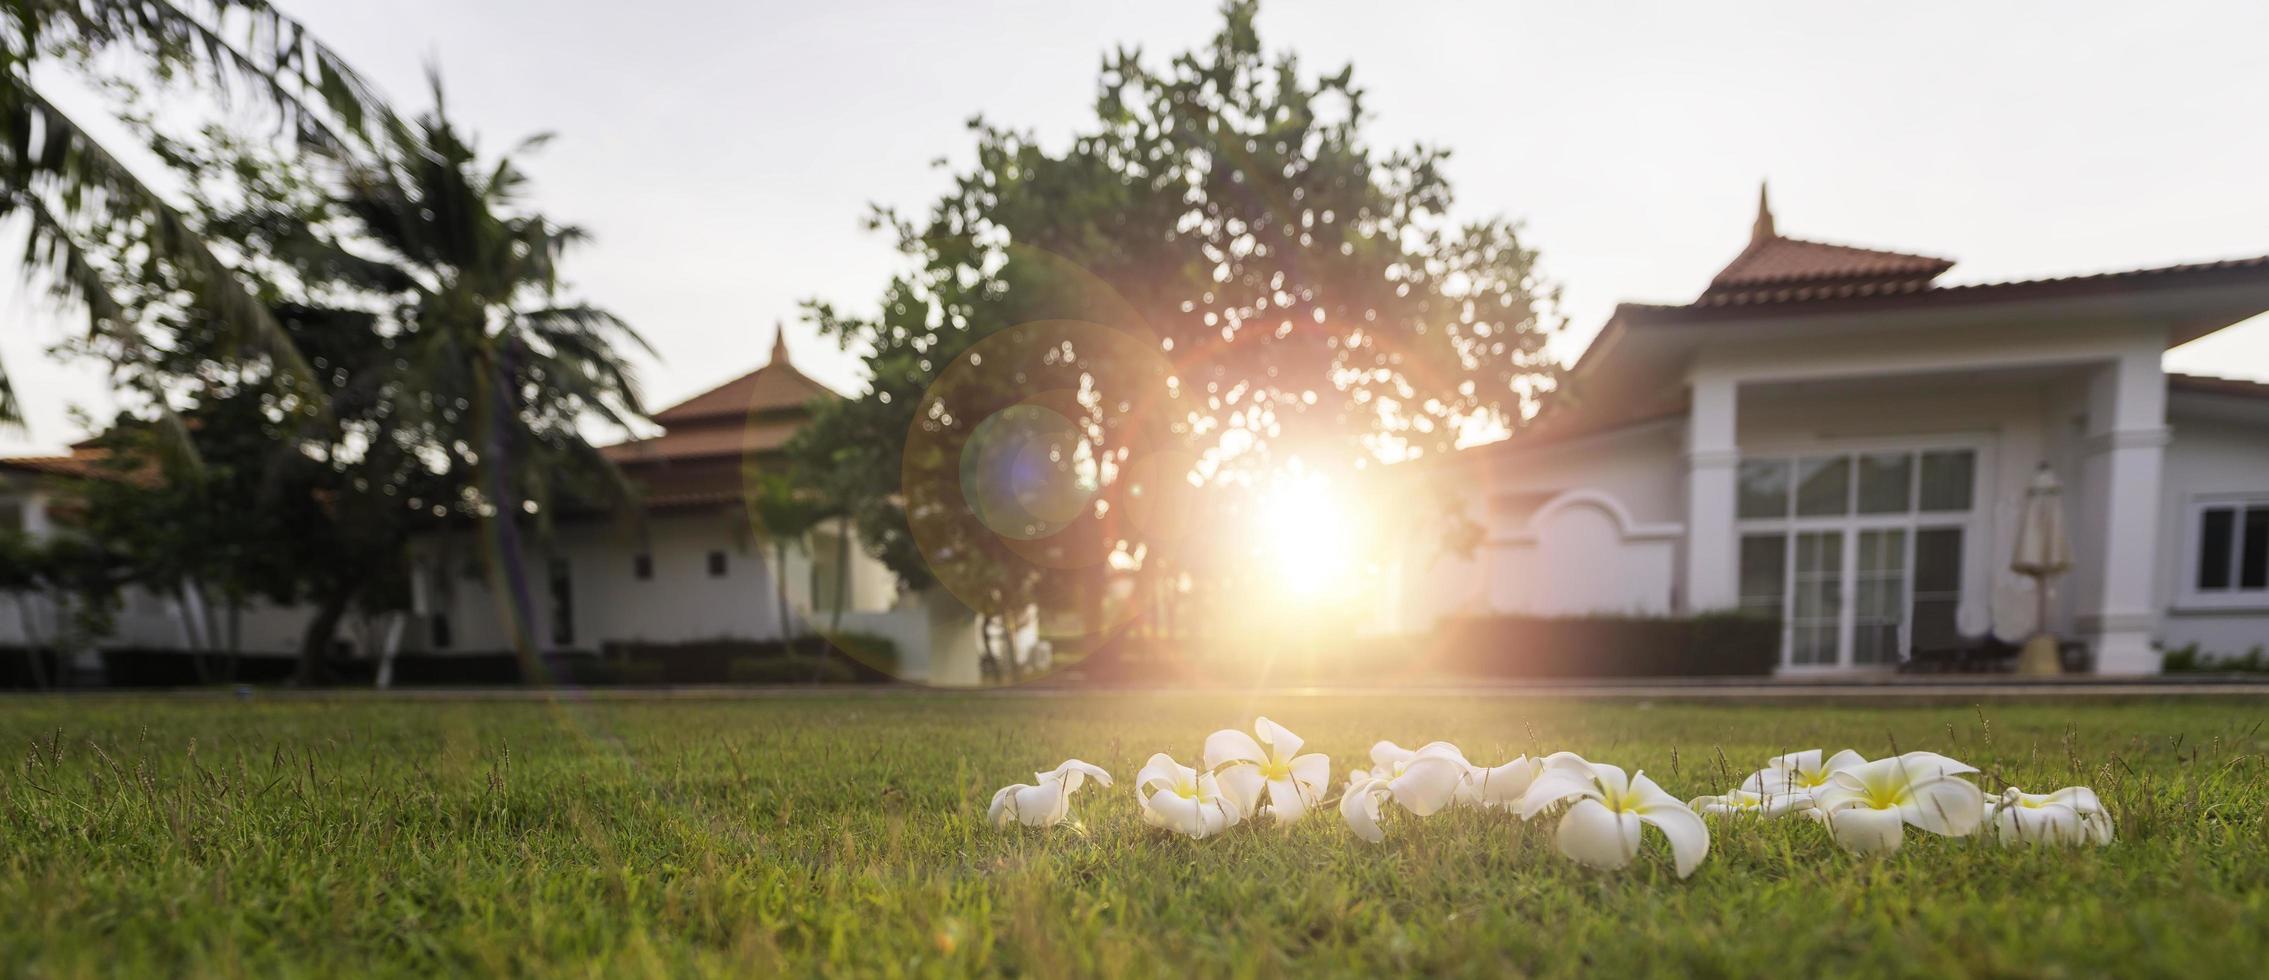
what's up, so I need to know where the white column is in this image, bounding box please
[2075,349,2168,674]
[1684,373,1741,611]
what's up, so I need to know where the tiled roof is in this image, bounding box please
[649,330,837,426]
[0,446,146,484]
[595,327,838,510]
[600,418,805,464]
[1700,185,1954,301]
[1705,235,1955,295]
[1627,253,2269,319]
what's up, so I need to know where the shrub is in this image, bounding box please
[2161,643,2269,674]
[1430,612,1780,677]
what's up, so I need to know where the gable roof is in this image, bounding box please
[1701,185,1954,300]
[0,443,157,486]
[650,328,836,426]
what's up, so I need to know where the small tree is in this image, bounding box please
[806,1,1559,634]
[746,471,822,663]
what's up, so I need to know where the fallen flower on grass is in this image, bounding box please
[1519,760,1710,877]
[1814,752,1984,854]
[1348,741,1470,817]
[1136,752,1243,839]
[1688,787,1814,818]
[987,760,1115,828]
[1204,717,1329,824]
[1986,786,2115,846]
[1741,749,1869,801]
[1337,745,1477,842]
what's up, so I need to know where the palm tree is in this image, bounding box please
[309,90,650,680]
[2,0,384,424]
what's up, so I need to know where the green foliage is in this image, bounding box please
[2161,643,2269,674]
[0,696,2262,975]
[800,0,1559,598]
[2,0,389,424]
[62,83,647,677]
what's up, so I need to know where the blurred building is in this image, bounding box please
[400,328,989,684]
[1397,190,2269,673]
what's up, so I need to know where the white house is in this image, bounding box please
[1397,192,2269,674]
[400,330,991,684]
[1,446,323,664]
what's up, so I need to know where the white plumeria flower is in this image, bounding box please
[1986,786,2115,846]
[1338,742,1471,843]
[1814,752,1985,854]
[1519,760,1710,878]
[1204,717,1330,824]
[1463,755,1548,808]
[1741,748,1870,800]
[1688,787,1815,819]
[987,759,1114,828]
[1135,752,1243,839]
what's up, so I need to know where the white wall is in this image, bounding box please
[1403,422,1685,629]
[2157,414,2269,657]
[410,507,913,655]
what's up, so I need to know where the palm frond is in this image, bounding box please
[14,85,319,399]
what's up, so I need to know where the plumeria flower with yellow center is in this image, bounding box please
[1985,786,2115,846]
[1519,760,1710,878]
[1204,717,1330,824]
[1136,752,1243,839]
[1688,787,1814,819]
[1741,748,1870,800]
[987,760,1114,829]
[1813,752,1985,854]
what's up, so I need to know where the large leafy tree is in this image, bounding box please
[1,0,384,424]
[800,1,1557,636]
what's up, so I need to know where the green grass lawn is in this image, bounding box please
[1,693,2264,977]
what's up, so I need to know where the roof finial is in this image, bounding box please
[1752,180,1776,243]
[769,321,791,367]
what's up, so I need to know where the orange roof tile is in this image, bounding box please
[1703,185,1953,297]
[649,329,837,426]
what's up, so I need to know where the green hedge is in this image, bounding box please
[4,633,901,688]
[1066,613,1780,686]
[1431,612,1780,677]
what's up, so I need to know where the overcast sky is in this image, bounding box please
[6,0,2267,453]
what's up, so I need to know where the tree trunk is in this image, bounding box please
[775,542,799,659]
[225,599,243,683]
[294,589,355,686]
[830,523,850,635]
[11,595,48,692]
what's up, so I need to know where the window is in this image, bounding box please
[1736,447,1977,668]
[633,553,653,581]
[1737,460,1790,519]
[2193,500,2269,598]
[430,613,453,650]
[0,499,23,534]
[1911,528,1963,652]
[1794,456,1850,516]
[707,550,728,578]
[547,558,574,646]
[1738,534,1786,620]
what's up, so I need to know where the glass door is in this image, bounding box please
[1790,530,1842,666]
[1853,529,1907,665]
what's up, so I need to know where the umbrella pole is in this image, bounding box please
[2018,571,2062,677]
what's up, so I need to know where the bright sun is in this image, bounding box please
[1253,467,1360,601]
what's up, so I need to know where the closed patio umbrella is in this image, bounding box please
[2011,464,2073,675]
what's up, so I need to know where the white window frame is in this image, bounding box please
[2177,493,2269,611]
[1734,436,1993,672]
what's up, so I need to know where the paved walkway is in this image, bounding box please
[14,678,2268,701]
